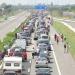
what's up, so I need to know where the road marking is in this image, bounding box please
[54,18,75,32]
[28,68,30,72]
[51,45,62,75]
[29,60,32,63]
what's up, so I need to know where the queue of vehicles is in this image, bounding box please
[33,12,52,75]
[0,11,52,75]
[2,16,36,75]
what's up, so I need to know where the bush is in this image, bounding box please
[0,40,4,51]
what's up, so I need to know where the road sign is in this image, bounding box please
[34,4,47,10]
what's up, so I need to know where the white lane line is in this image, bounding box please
[28,68,30,72]
[51,45,62,75]
[29,60,32,63]
[54,18,75,32]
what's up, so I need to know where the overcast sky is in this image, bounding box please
[0,0,75,5]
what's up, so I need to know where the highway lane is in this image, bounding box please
[0,11,30,40]
[54,17,75,30]
[22,60,31,75]
[63,20,75,28]
[30,19,59,75]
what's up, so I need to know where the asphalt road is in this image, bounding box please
[0,11,30,40]
[54,17,75,30]
[63,20,75,28]
[30,19,59,75]
[22,60,31,75]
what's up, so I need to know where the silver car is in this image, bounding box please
[36,68,50,75]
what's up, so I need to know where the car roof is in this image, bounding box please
[40,34,48,36]
[38,39,49,42]
[3,56,22,62]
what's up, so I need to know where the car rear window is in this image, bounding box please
[5,63,11,66]
[4,73,15,75]
[14,63,20,66]
[42,36,48,39]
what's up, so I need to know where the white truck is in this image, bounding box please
[3,56,22,73]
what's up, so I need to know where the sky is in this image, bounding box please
[0,0,75,5]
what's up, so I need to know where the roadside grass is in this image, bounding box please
[53,21,75,58]
[0,16,5,22]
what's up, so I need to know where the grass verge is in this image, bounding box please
[53,21,75,58]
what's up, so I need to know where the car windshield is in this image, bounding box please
[38,57,47,61]
[39,47,47,51]
[39,40,49,44]
[40,52,47,56]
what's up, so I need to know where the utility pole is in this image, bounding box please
[50,2,53,16]
[1,8,4,15]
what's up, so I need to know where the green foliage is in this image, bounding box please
[0,40,4,51]
[3,32,14,45]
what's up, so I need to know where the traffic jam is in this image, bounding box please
[0,11,53,75]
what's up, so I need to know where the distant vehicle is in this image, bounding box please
[3,56,22,73]
[37,38,51,51]
[39,50,48,58]
[39,34,48,39]
[11,39,26,50]
[17,32,31,45]
[3,71,16,75]
[37,38,49,45]
[10,47,27,61]
[36,57,48,64]
[34,30,47,40]
[36,68,50,75]
[38,43,48,50]
[36,64,49,68]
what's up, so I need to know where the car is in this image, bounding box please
[36,63,49,68]
[39,51,48,58]
[37,39,49,46]
[36,68,50,75]
[34,29,47,40]
[36,57,48,63]
[38,43,52,51]
[4,71,17,75]
[38,34,49,40]
[38,43,48,50]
